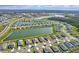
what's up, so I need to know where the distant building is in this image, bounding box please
[54,14,65,18]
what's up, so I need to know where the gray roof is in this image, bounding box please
[58,44,68,51]
[64,42,74,48]
[0,45,3,50]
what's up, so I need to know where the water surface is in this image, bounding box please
[7,27,53,40]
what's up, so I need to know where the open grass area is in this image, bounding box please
[0,24,4,32]
[70,26,79,36]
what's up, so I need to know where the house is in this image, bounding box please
[58,44,68,51]
[50,46,60,52]
[0,44,3,51]
[43,47,53,53]
[26,40,31,45]
[70,42,79,46]
[40,37,46,42]
[34,38,39,43]
[64,42,74,48]
[33,47,41,53]
[18,40,23,46]
[32,39,37,44]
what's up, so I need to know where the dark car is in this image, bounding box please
[44,37,48,41]
[7,45,14,49]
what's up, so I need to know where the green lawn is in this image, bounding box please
[0,24,4,32]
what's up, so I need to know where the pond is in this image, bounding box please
[15,22,34,26]
[14,21,52,26]
[7,27,53,40]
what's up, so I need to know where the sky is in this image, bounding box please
[0,0,79,5]
[0,0,79,10]
[0,5,79,10]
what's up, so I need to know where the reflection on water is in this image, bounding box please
[7,27,53,40]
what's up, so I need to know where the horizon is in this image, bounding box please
[0,5,79,11]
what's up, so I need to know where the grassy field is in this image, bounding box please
[0,24,4,32]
